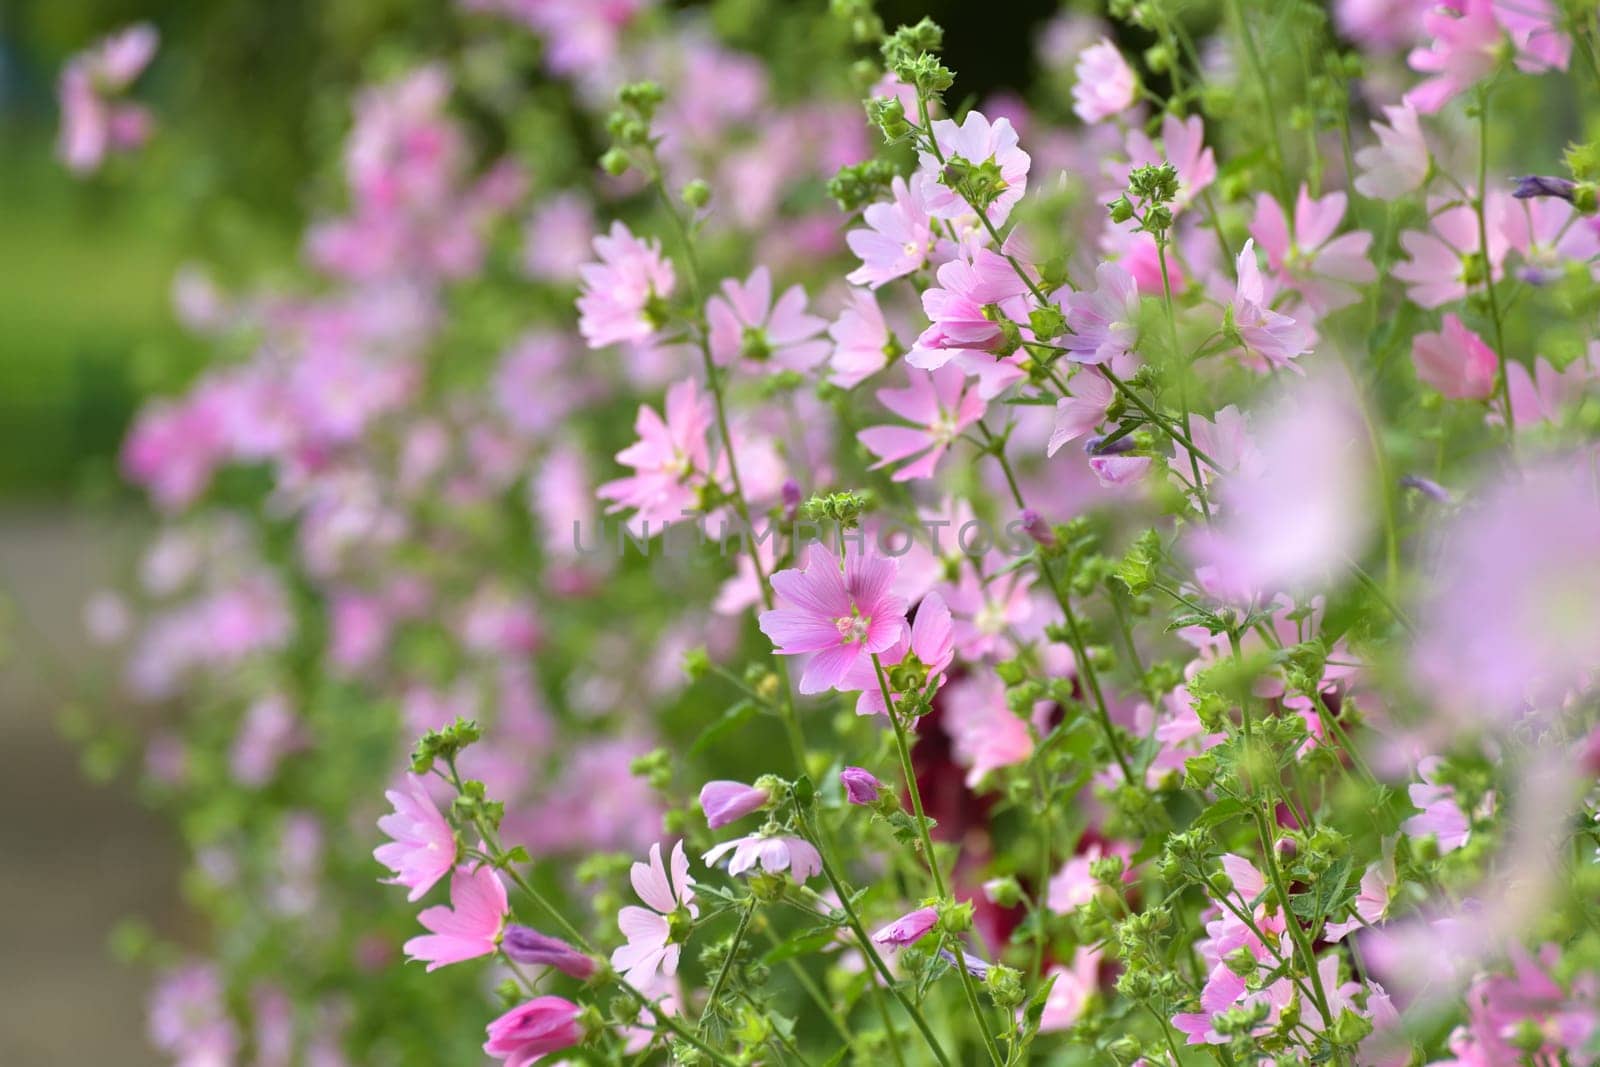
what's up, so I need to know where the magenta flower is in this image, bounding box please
[707,266,829,373]
[909,249,1032,370]
[758,545,907,694]
[846,175,936,288]
[374,773,456,902]
[483,997,585,1066]
[1402,780,1472,854]
[698,779,770,829]
[828,288,896,389]
[1405,0,1503,113]
[1230,240,1314,370]
[403,864,509,971]
[611,841,697,984]
[1411,314,1498,399]
[839,766,882,804]
[858,366,987,482]
[871,906,938,947]
[57,23,158,175]
[501,925,597,980]
[702,833,823,883]
[576,221,676,349]
[1072,38,1137,124]
[597,378,714,533]
[1061,260,1141,364]
[919,111,1030,223]
[1394,198,1508,309]
[1503,355,1591,428]
[1249,186,1376,314]
[1353,104,1430,200]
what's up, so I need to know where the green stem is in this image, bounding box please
[1472,85,1515,442]
[1156,235,1213,523]
[698,898,757,1034]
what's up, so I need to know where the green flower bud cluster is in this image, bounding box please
[411,716,482,773]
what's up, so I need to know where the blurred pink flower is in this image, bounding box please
[375,773,456,902]
[859,366,987,482]
[1353,104,1430,200]
[577,221,676,349]
[1037,946,1104,1032]
[597,378,714,533]
[1230,239,1314,369]
[1411,314,1498,399]
[1072,39,1137,124]
[521,191,595,283]
[1250,186,1376,313]
[1394,197,1509,309]
[57,23,158,174]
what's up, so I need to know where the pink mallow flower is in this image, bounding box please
[872,906,939,947]
[1411,313,1498,399]
[1049,369,1116,457]
[1249,186,1376,314]
[828,288,897,389]
[576,221,676,349]
[699,779,770,829]
[57,23,158,174]
[758,546,907,694]
[483,997,585,1067]
[838,590,955,716]
[1060,260,1140,365]
[597,378,714,534]
[847,174,937,289]
[374,773,456,902]
[703,833,823,883]
[1394,197,1508,309]
[707,266,829,373]
[1406,0,1569,114]
[1354,104,1430,200]
[1229,240,1314,370]
[919,111,1031,224]
[612,841,697,984]
[858,366,987,482]
[403,864,508,971]
[909,249,1032,370]
[1037,946,1104,1032]
[1072,39,1137,124]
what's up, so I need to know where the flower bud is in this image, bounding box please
[839,766,882,805]
[501,925,597,980]
[698,779,770,828]
[680,179,711,209]
[599,147,631,177]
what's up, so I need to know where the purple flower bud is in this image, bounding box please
[501,925,596,980]
[1400,475,1452,504]
[839,766,882,805]
[938,947,992,978]
[781,479,802,519]
[871,906,939,947]
[1511,175,1577,202]
[698,779,770,829]
[1084,432,1137,456]
[1018,509,1056,548]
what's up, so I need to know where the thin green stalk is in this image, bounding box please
[698,898,757,1033]
[1097,365,1222,471]
[1156,235,1213,523]
[1471,85,1515,441]
[1227,0,1291,203]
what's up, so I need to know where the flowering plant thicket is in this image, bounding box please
[61,0,1600,1064]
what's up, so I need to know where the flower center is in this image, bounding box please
[835,612,870,644]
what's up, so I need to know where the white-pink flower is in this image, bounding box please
[374,773,457,902]
[828,288,896,389]
[702,834,822,883]
[1249,186,1376,314]
[1353,104,1430,200]
[1048,370,1115,457]
[611,841,698,984]
[758,545,907,694]
[1394,197,1509,309]
[1060,260,1140,364]
[597,378,714,533]
[919,111,1031,224]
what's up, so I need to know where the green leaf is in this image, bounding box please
[761,927,838,965]
[1188,797,1248,832]
[1290,856,1355,922]
[689,700,757,756]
